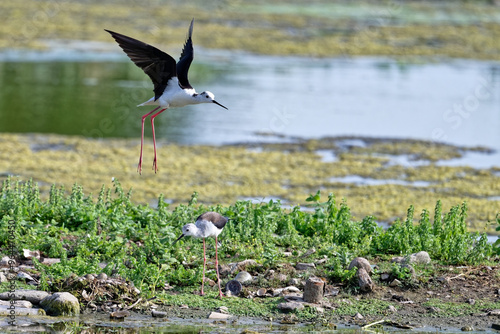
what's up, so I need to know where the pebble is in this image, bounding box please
[208,312,230,319]
[389,279,401,287]
[348,257,372,274]
[277,301,304,312]
[110,310,130,319]
[151,310,168,318]
[296,263,315,271]
[235,271,252,284]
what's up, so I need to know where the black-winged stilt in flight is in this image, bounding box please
[105,19,227,174]
[173,212,228,298]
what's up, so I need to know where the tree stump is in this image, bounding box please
[303,276,324,303]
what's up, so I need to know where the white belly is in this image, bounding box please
[137,77,197,108]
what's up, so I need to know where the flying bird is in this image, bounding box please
[105,19,227,174]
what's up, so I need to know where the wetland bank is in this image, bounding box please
[1,0,500,332]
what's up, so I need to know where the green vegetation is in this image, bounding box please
[2,0,500,60]
[0,178,495,297]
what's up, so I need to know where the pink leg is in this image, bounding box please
[150,108,167,173]
[138,106,161,174]
[201,238,206,296]
[215,236,223,298]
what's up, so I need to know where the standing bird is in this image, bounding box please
[105,19,227,174]
[173,212,228,298]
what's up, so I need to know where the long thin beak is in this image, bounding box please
[173,234,185,245]
[213,100,228,110]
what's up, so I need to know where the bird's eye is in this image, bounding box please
[186,228,189,231]
[206,96,209,98]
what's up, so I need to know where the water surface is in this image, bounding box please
[0,46,499,157]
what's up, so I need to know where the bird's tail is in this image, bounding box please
[137,97,157,107]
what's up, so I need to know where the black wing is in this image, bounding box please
[196,212,228,230]
[176,19,194,90]
[105,29,177,101]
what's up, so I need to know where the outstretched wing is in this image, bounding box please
[105,29,177,101]
[176,19,194,89]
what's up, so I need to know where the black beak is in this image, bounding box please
[173,234,185,245]
[213,100,228,110]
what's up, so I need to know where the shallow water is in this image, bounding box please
[2,313,496,334]
[0,46,499,161]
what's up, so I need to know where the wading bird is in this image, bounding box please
[174,212,228,298]
[105,19,227,174]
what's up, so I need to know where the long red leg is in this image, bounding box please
[138,106,161,174]
[201,238,206,296]
[150,108,167,173]
[215,236,223,298]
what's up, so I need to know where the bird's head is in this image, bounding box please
[199,91,228,110]
[173,223,196,244]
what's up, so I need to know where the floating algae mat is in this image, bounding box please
[0,133,498,233]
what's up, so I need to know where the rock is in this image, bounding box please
[0,305,46,316]
[409,251,431,265]
[218,306,229,314]
[289,278,301,285]
[180,304,189,309]
[0,300,33,308]
[40,292,80,316]
[301,248,316,258]
[283,252,293,257]
[356,268,374,292]
[0,290,50,305]
[151,310,168,318]
[380,273,390,281]
[23,249,40,260]
[208,311,230,319]
[296,263,315,271]
[354,312,364,320]
[17,272,37,283]
[225,280,242,297]
[0,273,7,283]
[467,298,475,305]
[348,257,372,274]
[389,279,401,287]
[303,276,324,303]
[97,273,108,281]
[324,285,340,297]
[388,305,397,313]
[272,286,301,297]
[314,306,325,313]
[230,260,257,274]
[277,301,304,312]
[234,271,252,284]
[461,326,473,331]
[256,288,267,297]
[40,258,61,265]
[492,324,500,330]
[0,256,16,267]
[110,310,130,319]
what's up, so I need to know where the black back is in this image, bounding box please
[176,19,195,90]
[105,29,177,101]
[196,211,228,230]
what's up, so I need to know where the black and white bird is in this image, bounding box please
[173,212,228,298]
[105,19,227,174]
